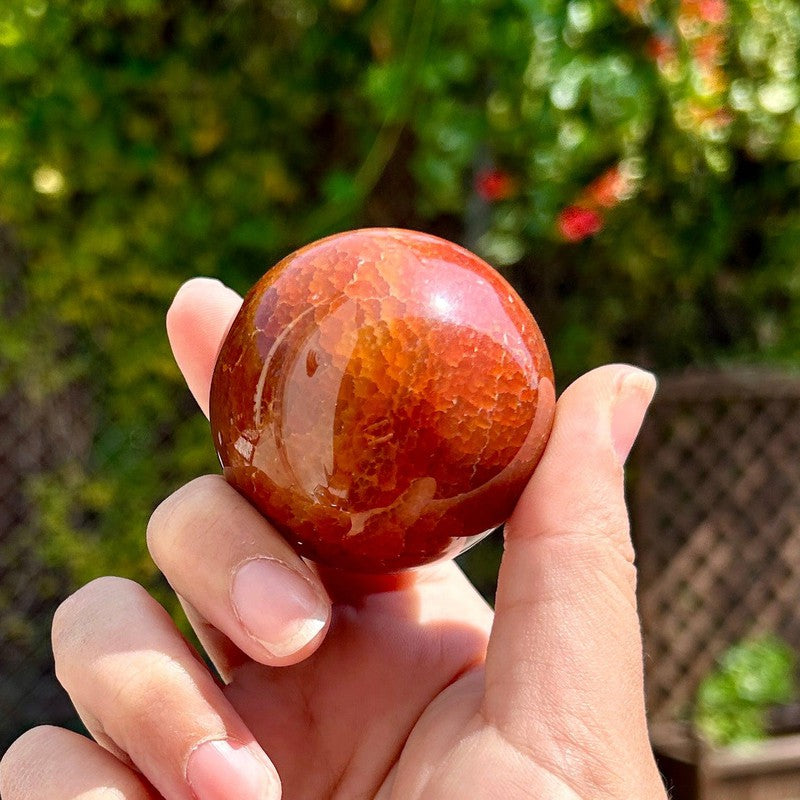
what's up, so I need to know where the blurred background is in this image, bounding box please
[2,0,800,795]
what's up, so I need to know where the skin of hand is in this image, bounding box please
[0,278,668,800]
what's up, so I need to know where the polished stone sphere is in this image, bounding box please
[210,229,555,573]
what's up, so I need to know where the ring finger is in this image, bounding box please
[52,576,281,800]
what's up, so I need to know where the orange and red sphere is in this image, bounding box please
[210,229,555,573]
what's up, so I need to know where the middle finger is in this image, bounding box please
[147,474,331,668]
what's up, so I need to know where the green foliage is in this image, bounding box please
[694,635,797,746]
[402,0,800,376]
[1,0,800,596]
[0,0,406,598]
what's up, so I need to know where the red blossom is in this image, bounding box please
[586,166,631,208]
[558,206,604,242]
[475,168,516,202]
[699,0,727,24]
[680,0,727,24]
[692,32,725,67]
[646,35,678,64]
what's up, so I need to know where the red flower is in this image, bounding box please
[558,206,603,241]
[586,166,631,208]
[475,168,516,202]
[646,35,678,64]
[680,0,727,24]
[699,0,727,24]
[692,32,725,67]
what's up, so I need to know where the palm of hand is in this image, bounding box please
[222,565,594,800]
[222,566,490,798]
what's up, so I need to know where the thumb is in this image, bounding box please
[483,365,659,787]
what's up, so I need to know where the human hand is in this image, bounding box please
[0,278,667,799]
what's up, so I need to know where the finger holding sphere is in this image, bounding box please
[146,474,332,669]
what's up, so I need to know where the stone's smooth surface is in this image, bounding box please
[210,228,555,573]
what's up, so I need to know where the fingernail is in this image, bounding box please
[611,368,657,464]
[187,739,280,800]
[231,558,328,658]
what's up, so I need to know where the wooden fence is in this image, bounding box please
[632,370,800,799]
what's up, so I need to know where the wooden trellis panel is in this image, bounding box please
[632,370,800,725]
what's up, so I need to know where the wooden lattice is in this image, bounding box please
[632,370,800,725]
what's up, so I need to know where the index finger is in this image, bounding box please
[166,277,243,418]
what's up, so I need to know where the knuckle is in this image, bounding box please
[100,652,222,760]
[515,522,639,605]
[557,485,633,561]
[0,726,60,797]
[147,474,225,560]
[53,577,112,652]
[108,652,184,722]
[558,526,639,601]
[51,577,149,674]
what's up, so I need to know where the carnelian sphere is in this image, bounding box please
[210,228,555,573]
